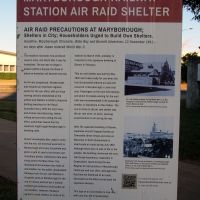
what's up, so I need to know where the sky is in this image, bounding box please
[182,9,200,55]
[124,116,174,135]
[0,1,199,55]
[0,1,16,52]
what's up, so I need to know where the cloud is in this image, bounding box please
[182,38,200,55]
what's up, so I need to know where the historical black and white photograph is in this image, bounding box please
[123,116,173,158]
[125,54,176,96]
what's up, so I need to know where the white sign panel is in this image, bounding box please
[17,0,182,200]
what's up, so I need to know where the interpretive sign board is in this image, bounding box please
[17,0,182,199]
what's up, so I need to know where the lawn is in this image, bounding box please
[0,100,16,121]
[179,100,200,161]
[0,73,16,80]
[0,176,17,200]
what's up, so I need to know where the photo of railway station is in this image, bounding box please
[125,54,175,96]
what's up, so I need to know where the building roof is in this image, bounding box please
[0,50,16,56]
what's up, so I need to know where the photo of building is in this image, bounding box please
[125,55,175,96]
[123,116,173,158]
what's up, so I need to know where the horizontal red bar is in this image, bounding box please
[17,0,182,22]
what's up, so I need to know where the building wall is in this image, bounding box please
[0,51,16,73]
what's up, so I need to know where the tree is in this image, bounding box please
[183,0,200,21]
[181,52,199,82]
[181,60,187,82]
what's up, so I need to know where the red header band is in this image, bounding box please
[17,0,182,22]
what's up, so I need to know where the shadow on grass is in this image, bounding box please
[0,176,16,200]
[0,92,16,121]
[179,99,200,161]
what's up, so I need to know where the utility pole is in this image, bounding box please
[186,56,200,108]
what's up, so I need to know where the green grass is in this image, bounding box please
[0,101,16,121]
[0,73,16,80]
[179,100,200,161]
[0,176,16,200]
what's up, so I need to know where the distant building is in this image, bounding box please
[124,132,149,140]
[160,60,175,85]
[150,122,173,139]
[125,59,143,72]
[0,50,16,73]
[124,122,173,140]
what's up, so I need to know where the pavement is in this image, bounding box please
[0,118,200,200]
[178,161,200,200]
[0,118,17,181]
[0,80,16,100]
